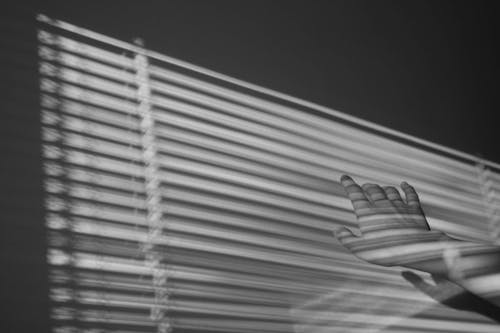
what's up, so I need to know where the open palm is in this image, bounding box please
[335,175,446,266]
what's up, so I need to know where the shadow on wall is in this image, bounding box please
[402,271,500,324]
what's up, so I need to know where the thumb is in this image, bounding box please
[402,271,436,296]
[334,226,361,249]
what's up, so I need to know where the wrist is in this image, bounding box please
[389,232,463,272]
[401,238,500,281]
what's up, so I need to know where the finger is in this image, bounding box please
[383,186,404,204]
[401,181,421,207]
[334,226,361,251]
[401,271,437,296]
[362,183,387,202]
[340,175,370,209]
[431,273,449,285]
[404,272,469,309]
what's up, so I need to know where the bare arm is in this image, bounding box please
[335,175,500,307]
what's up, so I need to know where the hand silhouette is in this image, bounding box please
[402,271,500,323]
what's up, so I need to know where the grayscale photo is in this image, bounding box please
[2,1,499,333]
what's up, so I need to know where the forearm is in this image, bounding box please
[399,237,500,307]
[337,175,500,307]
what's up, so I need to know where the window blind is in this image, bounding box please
[38,14,500,333]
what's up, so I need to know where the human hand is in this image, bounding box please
[335,175,448,267]
[335,175,500,309]
[402,271,500,322]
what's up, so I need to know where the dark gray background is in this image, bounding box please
[1,1,499,332]
[31,0,500,163]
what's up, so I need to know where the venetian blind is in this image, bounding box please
[38,14,500,333]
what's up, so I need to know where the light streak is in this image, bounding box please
[38,14,500,333]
